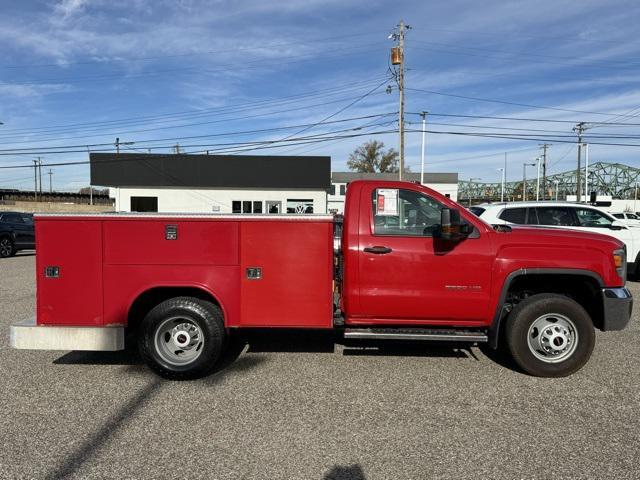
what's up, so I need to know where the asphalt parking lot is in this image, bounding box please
[1,253,640,480]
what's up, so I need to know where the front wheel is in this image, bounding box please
[506,294,595,377]
[138,297,226,380]
[0,237,15,258]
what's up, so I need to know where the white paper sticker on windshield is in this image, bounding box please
[376,188,398,216]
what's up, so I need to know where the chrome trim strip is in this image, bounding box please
[344,330,488,342]
[10,318,124,351]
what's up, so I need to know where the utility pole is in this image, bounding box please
[32,159,38,202]
[584,143,589,201]
[37,157,42,199]
[536,157,541,201]
[115,137,134,154]
[573,123,589,202]
[390,20,409,180]
[48,169,53,193]
[539,144,550,200]
[522,162,535,201]
[420,111,428,184]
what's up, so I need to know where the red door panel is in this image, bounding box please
[240,221,333,327]
[354,185,494,325]
[36,219,104,326]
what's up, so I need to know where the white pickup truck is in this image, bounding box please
[471,202,640,277]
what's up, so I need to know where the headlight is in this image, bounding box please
[613,248,626,281]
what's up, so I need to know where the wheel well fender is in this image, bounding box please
[488,269,604,349]
[127,285,226,331]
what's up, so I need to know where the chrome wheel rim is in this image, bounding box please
[0,239,11,257]
[154,317,204,366]
[527,313,578,363]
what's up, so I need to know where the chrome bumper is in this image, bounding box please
[10,318,125,351]
[602,287,633,331]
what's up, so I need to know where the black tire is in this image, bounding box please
[138,296,226,380]
[505,293,595,377]
[0,236,15,258]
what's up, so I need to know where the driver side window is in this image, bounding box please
[574,208,614,228]
[372,188,444,236]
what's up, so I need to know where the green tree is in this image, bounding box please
[347,140,400,173]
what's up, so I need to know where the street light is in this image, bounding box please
[468,177,481,207]
[420,111,428,185]
[497,168,505,202]
[522,162,535,202]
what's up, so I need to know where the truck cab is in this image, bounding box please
[10,180,633,379]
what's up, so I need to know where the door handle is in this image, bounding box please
[363,246,393,254]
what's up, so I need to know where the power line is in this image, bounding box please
[406,87,630,116]
[0,90,391,146]
[0,77,390,136]
[0,113,396,154]
[408,111,640,126]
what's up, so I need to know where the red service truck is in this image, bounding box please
[10,180,633,379]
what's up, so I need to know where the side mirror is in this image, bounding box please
[610,220,627,230]
[437,208,468,241]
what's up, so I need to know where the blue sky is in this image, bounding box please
[1,0,639,191]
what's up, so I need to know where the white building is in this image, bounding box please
[90,153,330,214]
[327,171,459,214]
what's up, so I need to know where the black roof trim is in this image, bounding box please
[90,153,331,189]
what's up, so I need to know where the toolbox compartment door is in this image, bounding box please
[240,221,333,328]
[36,219,104,326]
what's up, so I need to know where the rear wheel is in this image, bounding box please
[506,293,595,377]
[0,237,15,258]
[138,296,226,380]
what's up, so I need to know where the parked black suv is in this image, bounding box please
[0,212,35,258]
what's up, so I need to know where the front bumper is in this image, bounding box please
[10,318,124,351]
[602,287,633,331]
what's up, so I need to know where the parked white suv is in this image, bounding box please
[609,212,640,226]
[470,202,640,277]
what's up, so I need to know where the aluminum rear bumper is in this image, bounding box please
[10,318,124,351]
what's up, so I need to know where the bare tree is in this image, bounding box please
[347,140,400,173]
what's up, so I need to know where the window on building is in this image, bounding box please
[233,200,263,214]
[340,184,346,196]
[287,199,314,214]
[330,185,336,195]
[130,196,158,212]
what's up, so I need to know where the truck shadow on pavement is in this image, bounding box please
[53,329,522,373]
[44,352,267,480]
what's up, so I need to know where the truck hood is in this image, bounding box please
[488,224,624,287]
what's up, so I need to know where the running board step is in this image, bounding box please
[343,328,488,343]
